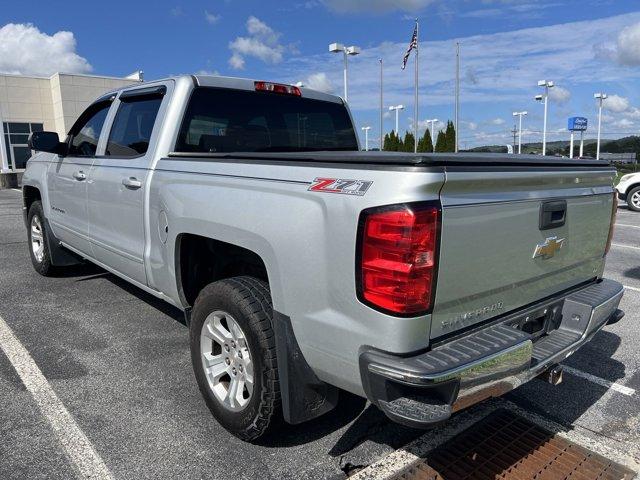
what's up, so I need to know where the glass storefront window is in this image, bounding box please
[7,122,30,134]
[2,121,44,170]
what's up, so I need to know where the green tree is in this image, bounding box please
[403,131,416,153]
[444,121,456,152]
[417,128,434,153]
[384,130,403,151]
[382,133,391,151]
[435,130,447,152]
[395,131,404,152]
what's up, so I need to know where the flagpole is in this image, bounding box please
[414,18,419,153]
[379,58,384,151]
[455,42,460,153]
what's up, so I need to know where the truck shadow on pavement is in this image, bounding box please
[507,328,627,428]
[67,266,629,454]
[623,266,640,281]
[68,267,422,449]
[72,267,187,324]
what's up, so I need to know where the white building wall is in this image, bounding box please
[0,71,142,172]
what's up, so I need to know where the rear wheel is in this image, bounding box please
[627,186,640,212]
[190,276,280,441]
[27,201,55,276]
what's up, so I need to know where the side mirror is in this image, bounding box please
[28,131,67,155]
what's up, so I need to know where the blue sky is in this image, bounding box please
[1,0,640,148]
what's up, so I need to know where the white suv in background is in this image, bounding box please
[616,172,640,212]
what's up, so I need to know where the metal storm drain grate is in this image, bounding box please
[389,409,635,480]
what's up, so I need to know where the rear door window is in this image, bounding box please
[175,87,358,153]
[106,94,163,157]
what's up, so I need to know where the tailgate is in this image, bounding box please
[431,167,616,339]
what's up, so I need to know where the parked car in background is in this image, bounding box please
[617,172,640,211]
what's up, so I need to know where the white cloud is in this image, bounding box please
[299,72,334,93]
[197,69,220,76]
[280,13,640,108]
[246,16,279,43]
[604,94,630,113]
[598,21,640,66]
[322,0,435,13]
[170,6,184,16]
[612,118,634,129]
[549,86,571,104]
[462,2,563,20]
[271,12,640,147]
[228,16,286,69]
[491,118,505,125]
[0,23,92,76]
[229,53,245,70]
[624,107,640,119]
[204,10,221,24]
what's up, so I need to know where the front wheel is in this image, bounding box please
[27,201,55,276]
[190,276,281,441]
[627,186,640,212]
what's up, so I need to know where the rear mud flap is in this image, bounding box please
[272,311,339,424]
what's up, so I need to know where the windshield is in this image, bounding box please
[175,87,358,153]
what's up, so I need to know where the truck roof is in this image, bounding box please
[100,74,344,105]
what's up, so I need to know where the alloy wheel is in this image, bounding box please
[30,215,45,263]
[200,310,254,412]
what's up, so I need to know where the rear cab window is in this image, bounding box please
[175,87,358,153]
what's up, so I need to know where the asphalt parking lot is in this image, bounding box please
[0,187,638,479]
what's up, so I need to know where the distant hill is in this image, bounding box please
[467,136,640,158]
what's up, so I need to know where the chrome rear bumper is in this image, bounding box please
[359,279,624,428]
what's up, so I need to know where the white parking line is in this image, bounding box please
[616,223,640,229]
[11,188,21,192]
[625,285,640,293]
[612,243,640,251]
[0,314,114,480]
[563,366,635,396]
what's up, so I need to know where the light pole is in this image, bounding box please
[329,43,360,102]
[389,105,404,134]
[512,111,528,154]
[361,126,371,151]
[535,80,554,156]
[426,118,438,152]
[594,93,608,160]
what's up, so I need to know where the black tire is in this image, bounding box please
[27,201,55,276]
[627,186,640,212]
[190,276,281,441]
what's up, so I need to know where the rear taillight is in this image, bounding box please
[357,203,440,316]
[254,81,301,96]
[605,192,617,256]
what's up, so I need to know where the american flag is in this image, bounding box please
[402,23,418,70]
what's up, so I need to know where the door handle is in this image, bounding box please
[72,170,86,181]
[539,200,567,230]
[122,177,142,189]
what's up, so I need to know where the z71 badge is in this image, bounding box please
[308,177,373,196]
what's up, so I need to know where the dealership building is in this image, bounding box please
[0,71,143,174]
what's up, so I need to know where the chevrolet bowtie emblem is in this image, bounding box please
[533,236,565,259]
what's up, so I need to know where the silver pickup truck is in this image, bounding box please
[22,75,624,441]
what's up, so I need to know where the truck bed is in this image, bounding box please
[167,151,612,168]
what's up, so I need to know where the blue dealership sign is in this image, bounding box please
[568,117,588,131]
